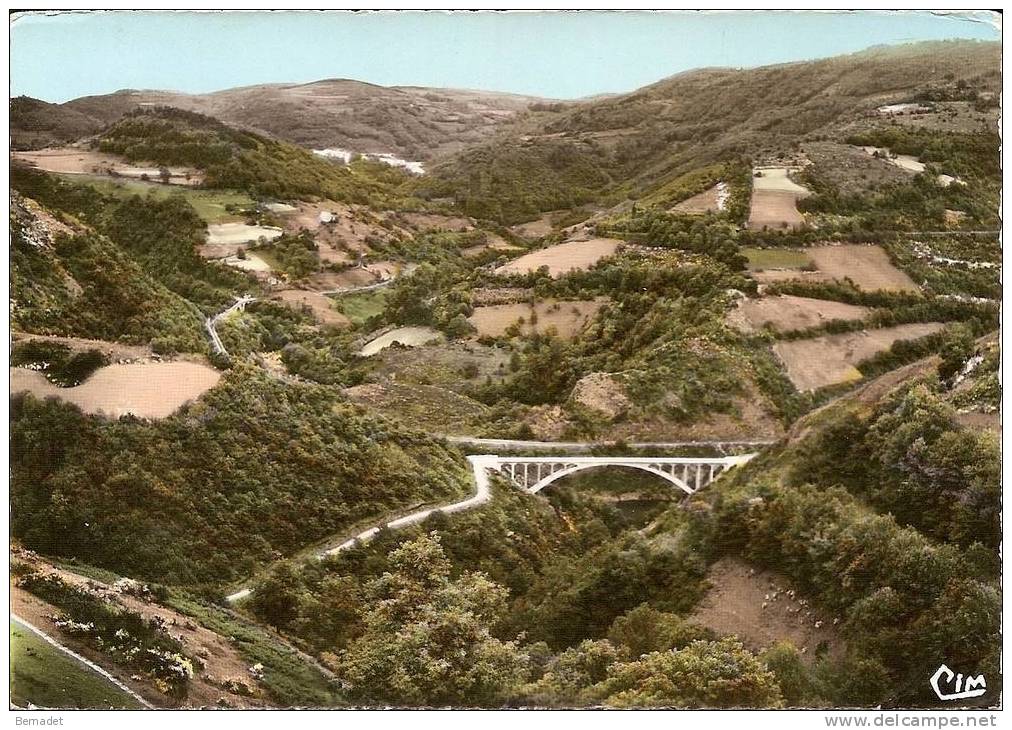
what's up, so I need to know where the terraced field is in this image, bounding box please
[773,322,946,391]
[727,295,870,334]
[495,238,622,277]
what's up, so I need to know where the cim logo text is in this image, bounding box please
[930,664,986,701]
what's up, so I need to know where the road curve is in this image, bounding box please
[11,613,155,709]
[225,455,496,604]
[205,295,257,358]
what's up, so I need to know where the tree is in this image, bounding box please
[250,561,304,631]
[937,324,974,381]
[523,639,627,706]
[337,533,529,706]
[761,642,817,707]
[589,638,783,708]
[607,604,712,658]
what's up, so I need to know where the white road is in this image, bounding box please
[225,455,496,604]
[205,295,257,357]
[11,613,155,709]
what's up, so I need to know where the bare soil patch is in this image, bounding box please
[359,327,443,357]
[748,190,805,231]
[774,322,946,391]
[12,148,202,186]
[669,183,727,215]
[747,168,810,231]
[11,332,153,362]
[808,245,918,292]
[461,233,521,258]
[569,373,629,420]
[752,167,810,194]
[271,290,351,327]
[494,239,622,278]
[468,298,605,340]
[510,214,556,239]
[690,557,843,668]
[727,295,870,334]
[10,361,221,419]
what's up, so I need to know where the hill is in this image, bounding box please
[426,41,1000,222]
[13,79,545,160]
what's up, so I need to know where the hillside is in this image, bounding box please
[13,79,544,160]
[8,34,1003,710]
[427,41,1000,222]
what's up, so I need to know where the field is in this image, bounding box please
[773,322,946,391]
[304,262,401,292]
[669,183,727,214]
[461,234,521,258]
[359,326,444,357]
[742,247,813,271]
[747,167,810,231]
[467,298,606,340]
[54,173,254,224]
[10,619,144,709]
[749,245,920,293]
[206,223,284,246]
[727,295,870,334]
[12,147,201,185]
[10,361,222,419]
[510,213,556,239]
[690,558,843,667]
[808,245,919,292]
[748,191,806,231]
[271,290,351,327]
[222,252,272,272]
[752,167,810,194]
[494,238,622,278]
[334,288,389,325]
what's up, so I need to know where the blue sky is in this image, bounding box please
[10,10,1000,103]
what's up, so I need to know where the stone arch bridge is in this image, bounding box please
[486,454,757,495]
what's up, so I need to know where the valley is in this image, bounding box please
[8,34,1001,711]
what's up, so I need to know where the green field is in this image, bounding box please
[334,288,388,325]
[741,247,813,270]
[56,173,255,224]
[10,620,144,709]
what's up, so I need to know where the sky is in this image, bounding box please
[10,10,1001,103]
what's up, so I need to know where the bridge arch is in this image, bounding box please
[528,462,695,496]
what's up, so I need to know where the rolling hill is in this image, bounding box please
[426,40,1000,222]
[12,79,546,160]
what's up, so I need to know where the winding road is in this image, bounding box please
[205,295,257,357]
[205,273,405,357]
[225,455,495,603]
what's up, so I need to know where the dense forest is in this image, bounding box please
[10,366,471,586]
